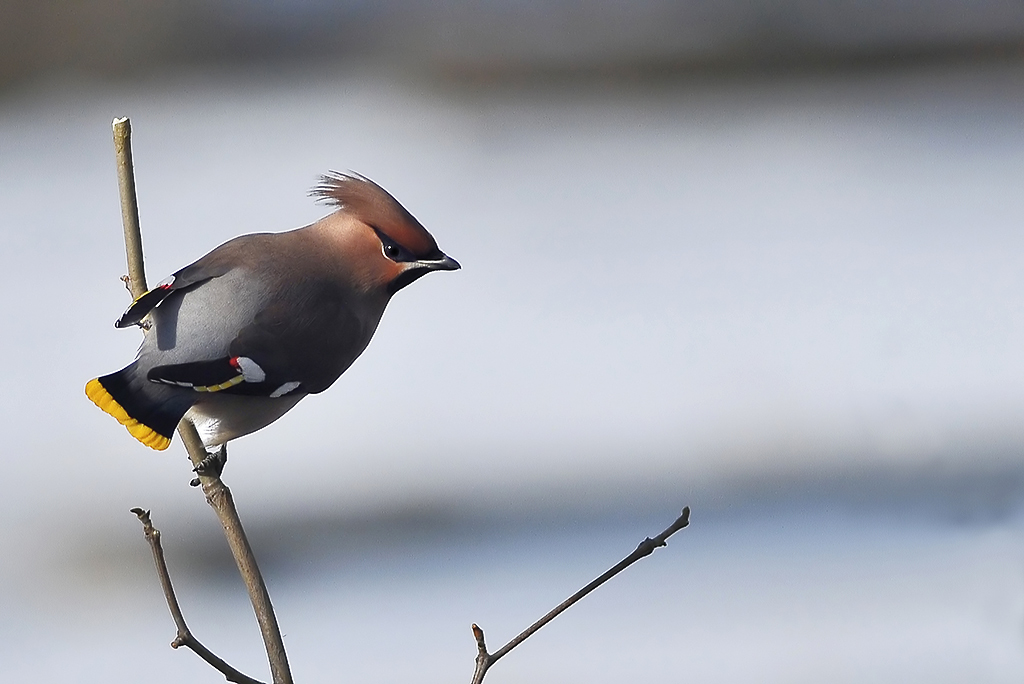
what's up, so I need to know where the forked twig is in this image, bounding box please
[178,422,292,684]
[469,506,691,684]
[131,508,266,684]
[113,117,293,684]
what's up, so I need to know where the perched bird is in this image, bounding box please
[86,172,459,452]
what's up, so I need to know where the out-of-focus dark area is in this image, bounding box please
[2,0,1024,87]
[3,2,1024,682]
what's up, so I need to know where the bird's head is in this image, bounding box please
[311,172,460,295]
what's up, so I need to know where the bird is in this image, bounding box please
[86,172,459,455]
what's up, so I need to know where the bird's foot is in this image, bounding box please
[189,444,228,486]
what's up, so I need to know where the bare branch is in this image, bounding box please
[113,117,293,684]
[470,624,489,684]
[469,506,691,684]
[112,117,147,297]
[131,508,267,684]
[178,423,293,684]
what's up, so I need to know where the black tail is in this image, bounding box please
[86,362,196,451]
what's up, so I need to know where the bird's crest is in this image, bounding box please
[311,172,438,256]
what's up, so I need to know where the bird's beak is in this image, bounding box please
[417,253,461,271]
[387,252,460,294]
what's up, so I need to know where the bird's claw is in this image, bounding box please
[190,444,227,485]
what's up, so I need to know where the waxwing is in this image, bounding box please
[86,173,459,451]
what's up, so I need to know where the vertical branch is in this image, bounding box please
[112,117,147,297]
[112,117,293,684]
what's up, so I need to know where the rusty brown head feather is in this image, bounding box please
[311,172,439,257]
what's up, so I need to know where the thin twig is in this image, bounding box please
[469,506,691,684]
[131,508,267,684]
[113,117,293,684]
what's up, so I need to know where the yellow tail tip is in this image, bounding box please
[85,378,172,451]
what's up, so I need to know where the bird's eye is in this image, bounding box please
[373,227,413,262]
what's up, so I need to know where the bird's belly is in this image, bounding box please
[186,392,305,446]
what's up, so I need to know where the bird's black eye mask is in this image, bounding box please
[372,227,417,263]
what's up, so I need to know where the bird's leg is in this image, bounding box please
[189,443,228,486]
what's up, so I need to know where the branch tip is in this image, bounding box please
[472,624,486,649]
[131,508,156,536]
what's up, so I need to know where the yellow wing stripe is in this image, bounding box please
[193,374,245,393]
[85,378,172,451]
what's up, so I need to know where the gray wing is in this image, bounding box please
[148,280,369,397]
[116,235,263,328]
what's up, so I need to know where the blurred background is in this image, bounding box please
[2,1,1024,681]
